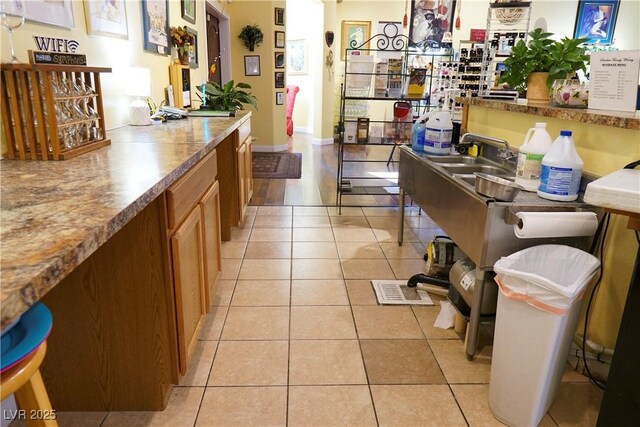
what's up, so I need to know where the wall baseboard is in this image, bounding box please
[252,144,289,153]
[293,126,313,134]
[312,137,334,146]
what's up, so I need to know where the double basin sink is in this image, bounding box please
[424,155,515,189]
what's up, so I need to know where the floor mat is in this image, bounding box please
[252,152,302,179]
[371,280,434,305]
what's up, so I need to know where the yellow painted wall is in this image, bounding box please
[228,0,286,150]
[0,0,209,131]
[468,106,640,348]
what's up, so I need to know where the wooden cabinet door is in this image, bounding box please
[237,142,247,219]
[171,206,206,374]
[245,137,253,202]
[199,181,222,311]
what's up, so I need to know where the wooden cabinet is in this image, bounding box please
[237,142,247,218]
[245,137,253,202]
[235,119,253,220]
[166,149,221,374]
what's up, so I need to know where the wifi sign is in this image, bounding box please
[33,36,80,53]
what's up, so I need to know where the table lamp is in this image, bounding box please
[126,67,151,126]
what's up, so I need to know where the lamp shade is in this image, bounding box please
[125,67,151,98]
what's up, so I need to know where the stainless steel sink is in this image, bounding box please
[454,174,477,186]
[439,164,512,175]
[426,155,493,165]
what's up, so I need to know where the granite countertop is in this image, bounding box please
[463,98,640,130]
[0,111,250,328]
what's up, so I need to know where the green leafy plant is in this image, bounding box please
[197,80,258,111]
[499,29,589,95]
[238,24,264,51]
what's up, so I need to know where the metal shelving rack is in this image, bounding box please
[336,23,453,211]
[479,1,532,97]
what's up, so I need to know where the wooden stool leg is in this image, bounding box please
[14,369,58,427]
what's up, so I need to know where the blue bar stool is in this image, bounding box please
[1,302,57,426]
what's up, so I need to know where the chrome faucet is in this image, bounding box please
[459,133,517,167]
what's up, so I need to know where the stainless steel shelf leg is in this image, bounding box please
[465,269,486,360]
[398,188,405,245]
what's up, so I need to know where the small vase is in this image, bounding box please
[526,72,550,104]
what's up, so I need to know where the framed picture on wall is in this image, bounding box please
[186,26,198,68]
[409,0,456,47]
[275,52,285,69]
[142,0,170,55]
[275,72,285,88]
[275,31,285,49]
[244,55,261,76]
[287,39,308,75]
[276,91,284,105]
[275,7,285,26]
[23,0,75,28]
[84,0,129,39]
[340,21,371,60]
[181,0,196,24]
[573,0,620,45]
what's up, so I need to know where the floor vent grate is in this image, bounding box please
[371,280,434,305]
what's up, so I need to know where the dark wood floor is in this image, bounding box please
[250,133,402,207]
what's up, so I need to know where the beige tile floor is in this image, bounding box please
[25,206,603,427]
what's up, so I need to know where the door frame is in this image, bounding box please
[205,0,232,83]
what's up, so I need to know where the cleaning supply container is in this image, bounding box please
[488,245,600,427]
[538,130,583,201]
[423,90,453,155]
[515,122,552,191]
[411,117,427,152]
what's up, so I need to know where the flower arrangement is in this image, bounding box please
[170,26,195,56]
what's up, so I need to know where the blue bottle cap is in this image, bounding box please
[560,130,572,136]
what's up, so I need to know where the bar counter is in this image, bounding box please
[0,111,250,329]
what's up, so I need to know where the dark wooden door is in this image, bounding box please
[206,6,222,85]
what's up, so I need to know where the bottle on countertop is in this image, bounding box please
[423,91,453,155]
[537,130,583,201]
[516,122,553,191]
[411,117,427,152]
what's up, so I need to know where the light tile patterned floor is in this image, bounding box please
[34,206,603,427]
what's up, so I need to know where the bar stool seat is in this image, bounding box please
[1,303,57,426]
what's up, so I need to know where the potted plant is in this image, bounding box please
[499,29,589,102]
[238,24,264,51]
[170,26,195,64]
[197,80,258,111]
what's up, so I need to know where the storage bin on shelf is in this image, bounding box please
[1,63,112,160]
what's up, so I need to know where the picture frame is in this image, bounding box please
[409,0,456,47]
[141,0,170,55]
[276,91,284,105]
[275,31,285,49]
[275,7,285,26]
[573,0,620,45]
[186,26,198,68]
[181,0,196,24]
[244,55,261,76]
[84,0,128,39]
[275,72,285,89]
[287,39,308,75]
[274,52,285,69]
[23,0,75,28]
[340,21,371,60]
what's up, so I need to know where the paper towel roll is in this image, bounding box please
[514,212,598,239]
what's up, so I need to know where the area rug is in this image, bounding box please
[252,152,302,179]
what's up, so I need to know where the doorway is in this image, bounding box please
[205,1,231,84]
[206,4,221,85]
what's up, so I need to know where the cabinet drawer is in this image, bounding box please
[167,149,217,230]
[237,119,251,148]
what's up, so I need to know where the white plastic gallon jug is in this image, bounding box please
[538,130,583,201]
[516,122,553,191]
[423,109,453,155]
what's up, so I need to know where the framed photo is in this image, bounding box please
[84,0,128,39]
[275,72,285,89]
[340,21,371,60]
[275,31,285,49]
[181,0,196,24]
[142,0,170,55]
[275,7,285,26]
[244,55,261,76]
[573,0,619,45]
[409,0,456,47]
[276,91,284,105]
[275,52,285,69]
[287,39,308,75]
[23,0,75,28]
[186,27,198,68]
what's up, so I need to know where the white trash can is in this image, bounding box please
[488,245,600,427]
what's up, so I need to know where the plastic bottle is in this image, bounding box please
[411,118,427,152]
[538,130,583,201]
[423,91,453,155]
[515,122,553,191]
